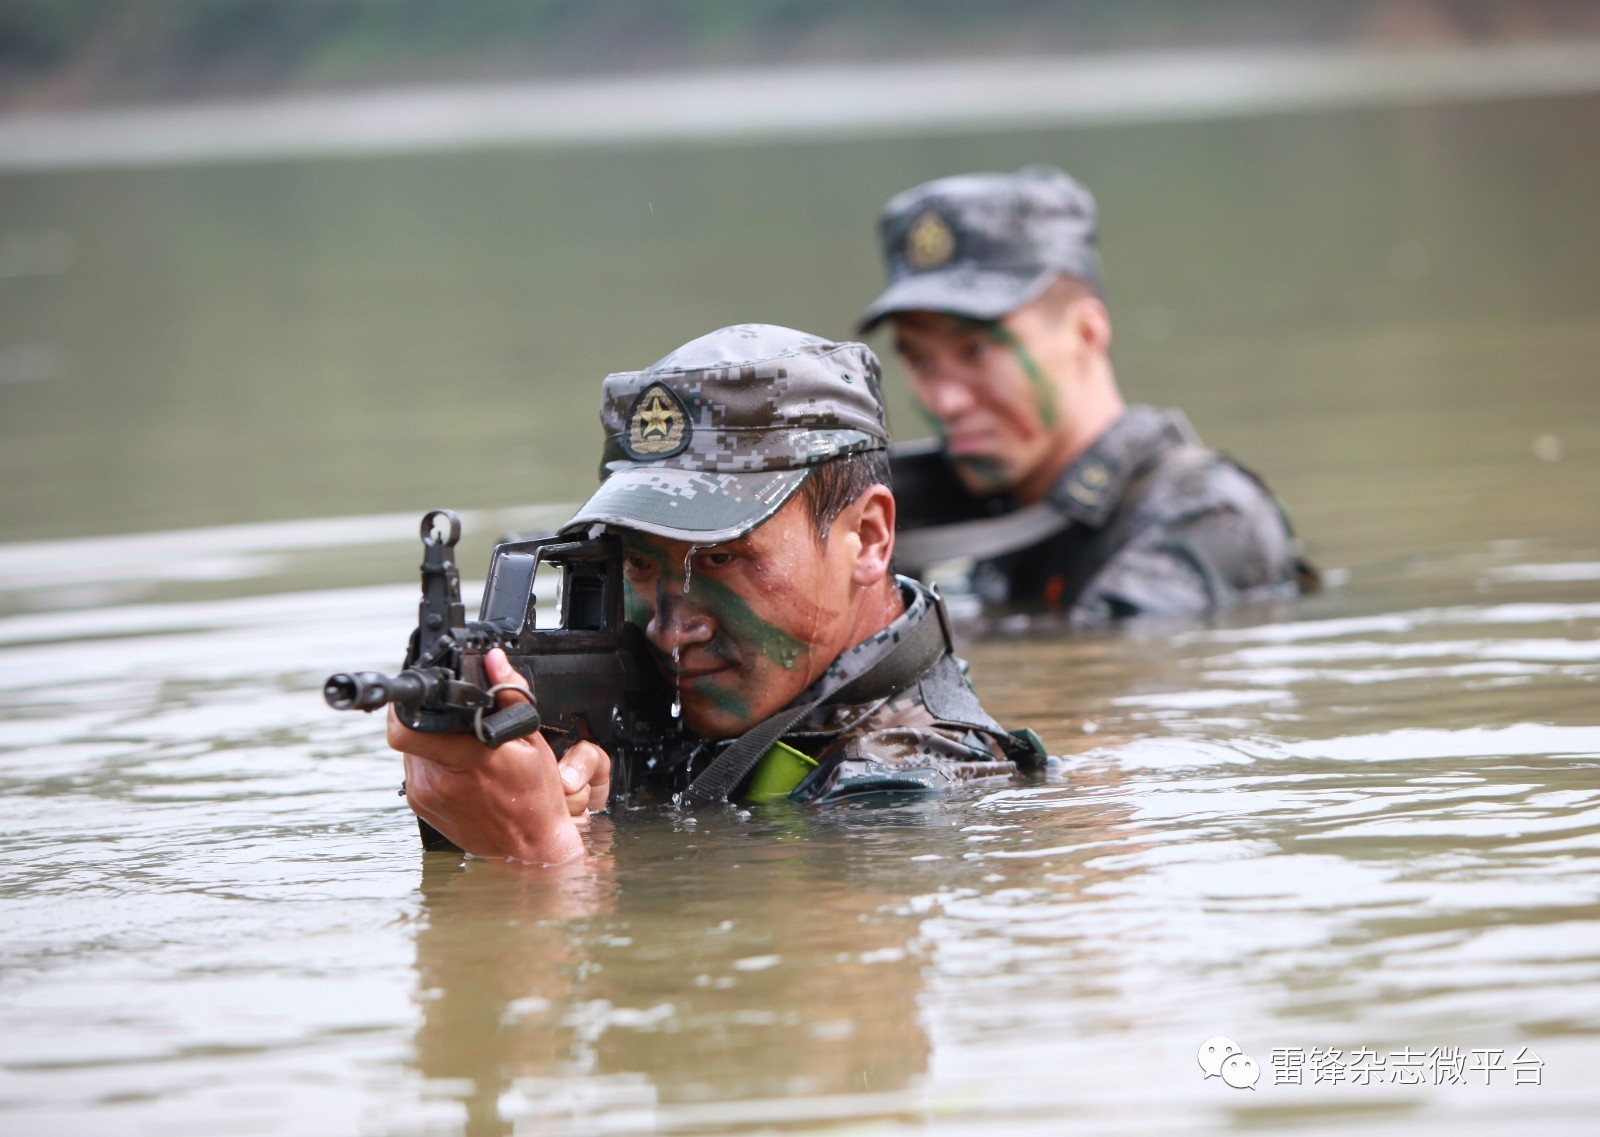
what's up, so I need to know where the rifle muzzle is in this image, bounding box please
[323,670,428,712]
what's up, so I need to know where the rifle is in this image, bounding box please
[324,509,672,847]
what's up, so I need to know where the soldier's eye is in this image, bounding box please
[897,345,930,373]
[699,551,735,568]
[622,554,652,575]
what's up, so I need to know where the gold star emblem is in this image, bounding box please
[905,210,955,270]
[627,382,688,456]
[637,394,674,439]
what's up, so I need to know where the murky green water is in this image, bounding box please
[2,88,1599,1135]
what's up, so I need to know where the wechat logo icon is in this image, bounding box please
[1199,1036,1260,1089]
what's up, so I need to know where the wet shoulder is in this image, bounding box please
[1116,408,1290,533]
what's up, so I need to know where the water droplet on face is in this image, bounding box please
[670,642,682,718]
[682,546,698,594]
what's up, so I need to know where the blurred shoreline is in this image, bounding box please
[3,40,1600,173]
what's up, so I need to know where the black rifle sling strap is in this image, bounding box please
[1038,444,1218,613]
[891,501,1072,574]
[895,442,1216,612]
[892,424,1211,580]
[680,595,953,806]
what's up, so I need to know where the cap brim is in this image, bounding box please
[856,265,1056,334]
[562,465,810,544]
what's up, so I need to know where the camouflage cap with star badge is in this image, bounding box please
[858,164,1103,333]
[562,324,889,544]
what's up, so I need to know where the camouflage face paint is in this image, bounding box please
[679,673,751,722]
[622,540,808,673]
[950,455,1013,493]
[971,317,1058,430]
[681,573,809,672]
[623,583,652,634]
[620,529,829,736]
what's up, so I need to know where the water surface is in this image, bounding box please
[1,84,1598,1136]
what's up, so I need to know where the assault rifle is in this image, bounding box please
[324,509,672,846]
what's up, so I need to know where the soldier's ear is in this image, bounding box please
[848,484,896,587]
[1073,295,1111,355]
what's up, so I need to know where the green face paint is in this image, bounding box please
[680,573,809,671]
[681,674,751,722]
[623,540,807,668]
[623,584,652,633]
[973,318,1058,430]
[620,533,818,734]
[951,455,1012,493]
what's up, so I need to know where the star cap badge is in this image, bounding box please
[624,381,690,458]
[905,210,956,270]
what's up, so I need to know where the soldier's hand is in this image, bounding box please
[557,740,611,822]
[388,648,610,866]
[478,648,611,822]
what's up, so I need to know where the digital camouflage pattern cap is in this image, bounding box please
[858,164,1102,333]
[563,324,889,544]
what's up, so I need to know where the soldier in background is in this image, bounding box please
[390,324,1042,866]
[859,165,1315,627]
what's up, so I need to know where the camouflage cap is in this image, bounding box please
[562,324,889,544]
[858,164,1102,333]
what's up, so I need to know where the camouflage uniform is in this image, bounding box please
[630,575,1038,804]
[860,166,1312,626]
[965,405,1302,626]
[562,324,1035,805]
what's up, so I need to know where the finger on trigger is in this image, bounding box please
[484,647,526,688]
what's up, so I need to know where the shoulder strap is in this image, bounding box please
[990,442,1210,616]
[680,593,952,805]
[893,500,1072,573]
[891,423,1204,582]
[1058,443,1214,592]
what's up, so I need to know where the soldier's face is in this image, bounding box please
[618,494,860,740]
[890,306,1078,495]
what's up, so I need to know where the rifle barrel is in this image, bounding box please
[323,669,428,712]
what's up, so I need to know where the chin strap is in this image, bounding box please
[680,591,953,806]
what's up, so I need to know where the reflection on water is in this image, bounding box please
[1,514,1596,1135]
[2,84,1599,1136]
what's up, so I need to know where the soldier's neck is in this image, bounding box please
[846,579,906,648]
[1014,377,1126,506]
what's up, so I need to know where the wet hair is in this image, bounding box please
[798,449,892,543]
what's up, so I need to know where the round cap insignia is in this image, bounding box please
[905,210,956,270]
[625,382,690,458]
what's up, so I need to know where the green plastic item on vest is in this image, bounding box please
[1009,726,1048,757]
[744,740,819,803]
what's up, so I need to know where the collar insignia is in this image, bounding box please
[905,210,955,270]
[625,382,690,458]
[1066,459,1112,506]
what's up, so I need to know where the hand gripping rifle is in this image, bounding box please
[324,510,671,846]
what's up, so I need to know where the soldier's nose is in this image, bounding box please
[650,593,714,657]
[923,372,976,418]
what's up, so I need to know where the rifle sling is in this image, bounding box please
[892,500,1073,572]
[895,441,1223,617]
[681,595,952,805]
